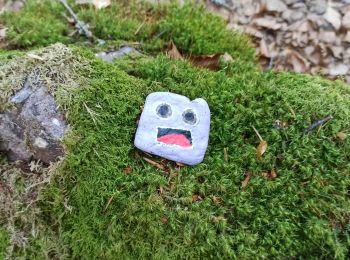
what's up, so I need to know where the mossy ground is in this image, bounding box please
[1,0,350,259]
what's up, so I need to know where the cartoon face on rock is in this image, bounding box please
[134,92,211,166]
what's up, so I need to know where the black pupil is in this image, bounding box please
[158,105,169,117]
[184,112,195,122]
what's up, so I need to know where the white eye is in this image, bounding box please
[156,103,172,118]
[182,109,197,125]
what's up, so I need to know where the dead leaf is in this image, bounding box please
[342,12,350,29]
[253,17,283,30]
[27,53,45,61]
[324,6,341,30]
[176,162,185,167]
[222,52,233,62]
[252,126,267,161]
[143,157,165,170]
[167,40,183,60]
[123,167,132,175]
[328,63,349,76]
[192,194,203,202]
[189,53,222,70]
[336,132,347,141]
[265,0,287,12]
[158,186,164,194]
[75,0,110,9]
[261,169,277,179]
[256,140,267,160]
[161,216,168,224]
[241,172,252,189]
[288,49,310,73]
[344,31,350,43]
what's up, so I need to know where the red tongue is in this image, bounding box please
[157,133,191,147]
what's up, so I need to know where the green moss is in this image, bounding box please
[33,49,349,259]
[0,0,71,48]
[0,0,255,64]
[158,3,255,61]
[1,1,349,258]
[0,227,8,258]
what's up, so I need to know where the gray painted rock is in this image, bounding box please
[0,78,68,164]
[134,92,210,166]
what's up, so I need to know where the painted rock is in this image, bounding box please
[134,92,210,166]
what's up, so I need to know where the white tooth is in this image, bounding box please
[134,92,210,166]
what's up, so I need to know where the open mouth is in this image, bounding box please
[157,128,192,148]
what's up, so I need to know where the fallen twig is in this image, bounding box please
[241,172,252,190]
[304,115,333,134]
[143,157,165,170]
[59,0,93,39]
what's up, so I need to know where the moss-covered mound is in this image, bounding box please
[0,0,350,259]
[1,48,347,258]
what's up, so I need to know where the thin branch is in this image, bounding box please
[304,115,333,134]
[59,0,93,39]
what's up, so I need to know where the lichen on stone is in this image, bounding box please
[0,43,89,112]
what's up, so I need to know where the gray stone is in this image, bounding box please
[134,92,210,166]
[308,0,327,15]
[0,77,68,164]
[96,46,140,63]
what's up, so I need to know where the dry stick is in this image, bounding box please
[223,147,228,162]
[104,194,114,212]
[59,0,93,39]
[252,126,263,142]
[143,157,165,170]
[304,115,333,134]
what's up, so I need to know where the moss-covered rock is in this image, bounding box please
[0,1,349,259]
[0,46,341,258]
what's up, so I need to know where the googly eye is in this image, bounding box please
[182,109,197,125]
[156,103,172,118]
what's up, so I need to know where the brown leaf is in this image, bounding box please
[265,0,287,12]
[261,169,277,179]
[342,11,350,29]
[143,157,165,170]
[167,40,183,60]
[253,17,283,30]
[161,216,168,224]
[288,49,310,73]
[259,38,270,58]
[222,52,233,62]
[158,186,164,194]
[344,31,350,43]
[336,132,347,141]
[324,6,341,30]
[123,167,132,175]
[189,53,222,70]
[252,126,267,160]
[256,140,267,161]
[241,172,252,189]
[192,194,203,202]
